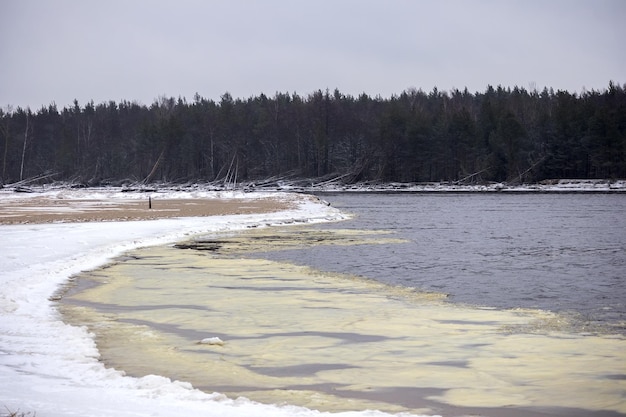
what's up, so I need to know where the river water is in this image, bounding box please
[265,193,626,330]
[60,193,626,417]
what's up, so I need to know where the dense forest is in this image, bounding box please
[1,82,625,187]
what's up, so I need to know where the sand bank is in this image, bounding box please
[0,194,290,224]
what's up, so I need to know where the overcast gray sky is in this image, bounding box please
[1,0,624,109]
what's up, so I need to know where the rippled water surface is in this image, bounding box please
[257,193,626,330]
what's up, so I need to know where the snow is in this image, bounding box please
[199,337,225,346]
[301,179,626,193]
[0,189,434,417]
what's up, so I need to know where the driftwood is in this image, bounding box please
[222,153,239,189]
[506,156,547,185]
[4,171,58,189]
[142,150,165,184]
[453,167,492,185]
[14,185,34,193]
[313,173,354,186]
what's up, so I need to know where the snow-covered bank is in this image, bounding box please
[297,179,626,193]
[4,178,626,196]
[0,190,435,417]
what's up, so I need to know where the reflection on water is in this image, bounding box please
[60,226,626,417]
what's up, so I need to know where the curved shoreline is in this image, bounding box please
[0,191,359,417]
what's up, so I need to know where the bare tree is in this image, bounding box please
[0,105,12,181]
[20,108,32,181]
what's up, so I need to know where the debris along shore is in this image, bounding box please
[2,178,626,195]
[302,178,626,193]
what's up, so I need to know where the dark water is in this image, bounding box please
[252,193,626,331]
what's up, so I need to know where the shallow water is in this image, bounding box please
[270,193,626,331]
[59,194,626,416]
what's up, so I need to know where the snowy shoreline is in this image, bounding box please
[3,178,626,196]
[294,179,626,193]
[1,190,439,417]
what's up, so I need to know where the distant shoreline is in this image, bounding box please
[2,178,626,195]
[291,179,626,193]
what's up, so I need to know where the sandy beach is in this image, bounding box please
[0,194,291,224]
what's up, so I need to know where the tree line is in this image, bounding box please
[1,82,625,187]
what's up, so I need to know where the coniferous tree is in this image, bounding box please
[1,83,624,186]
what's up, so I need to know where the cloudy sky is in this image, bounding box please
[1,0,624,109]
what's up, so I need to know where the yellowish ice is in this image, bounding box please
[59,227,626,415]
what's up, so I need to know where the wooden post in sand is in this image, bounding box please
[149,196,152,209]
